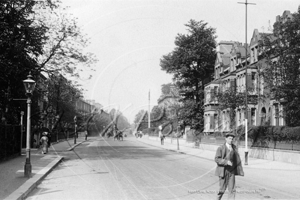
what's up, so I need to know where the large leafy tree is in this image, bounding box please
[32,1,97,80]
[46,73,80,122]
[160,20,217,130]
[157,83,180,122]
[261,7,300,126]
[108,108,130,131]
[161,83,174,95]
[0,0,97,124]
[134,110,146,126]
[0,0,48,124]
[94,111,112,135]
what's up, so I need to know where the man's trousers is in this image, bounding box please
[217,169,236,200]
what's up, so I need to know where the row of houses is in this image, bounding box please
[36,72,101,131]
[203,10,292,134]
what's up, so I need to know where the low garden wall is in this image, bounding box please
[146,134,300,165]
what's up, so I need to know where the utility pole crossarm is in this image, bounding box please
[238,2,256,5]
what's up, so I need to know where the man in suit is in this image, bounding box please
[215,132,244,200]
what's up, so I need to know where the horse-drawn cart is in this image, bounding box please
[114,131,123,141]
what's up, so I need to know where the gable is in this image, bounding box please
[215,52,222,66]
[250,29,260,47]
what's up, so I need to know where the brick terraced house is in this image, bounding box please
[203,11,292,135]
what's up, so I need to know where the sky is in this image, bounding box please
[61,0,299,123]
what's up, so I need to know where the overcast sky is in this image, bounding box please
[61,0,299,123]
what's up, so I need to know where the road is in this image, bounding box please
[26,135,299,200]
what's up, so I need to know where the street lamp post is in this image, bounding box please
[158,125,163,145]
[177,125,180,150]
[64,122,69,139]
[20,111,24,155]
[55,115,59,142]
[74,116,77,144]
[158,125,162,138]
[23,73,36,178]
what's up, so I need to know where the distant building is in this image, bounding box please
[86,99,103,112]
[76,99,92,115]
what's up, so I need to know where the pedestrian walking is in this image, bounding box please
[215,132,244,200]
[158,125,164,144]
[160,134,165,145]
[139,131,143,138]
[40,132,49,154]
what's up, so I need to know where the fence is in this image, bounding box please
[0,125,21,162]
[54,125,99,141]
[196,135,300,151]
[185,127,300,151]
[238,133,300,151]
[53,128,75,141]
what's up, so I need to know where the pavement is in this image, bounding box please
[0,136,88,200]
[137,135,300,174]
[137,136,300,199]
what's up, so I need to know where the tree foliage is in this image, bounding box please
[0,0,49,124]
[261,7,300,126]
[0,0,97,124]
[178,99,203,131]
[215,89,245,130]
[133,109,146,125]
[160,20,216,130]
[161,83,174,95]
[107,108,130,130]
[94,111,112,135]
[46,73,80,122]
[32,2,97,79]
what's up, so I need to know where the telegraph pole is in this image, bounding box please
[238,0,256,165]
[148,90,150,128]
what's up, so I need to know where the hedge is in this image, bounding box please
[144,125,300,144]
[142,127,157,135]
[245,125,300,142]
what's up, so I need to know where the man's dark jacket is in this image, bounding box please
[215,143,244,177]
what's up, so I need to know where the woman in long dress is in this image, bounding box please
[40,132,49,154]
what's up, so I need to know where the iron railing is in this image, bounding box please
[0,125,21,162]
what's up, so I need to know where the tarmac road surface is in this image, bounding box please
[25,135,300,200]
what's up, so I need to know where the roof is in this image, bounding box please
[215,41,235,67]
[217,41,236,54]
[221,53,231,70]
[250,29,276,47]
[204,79,221,87]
